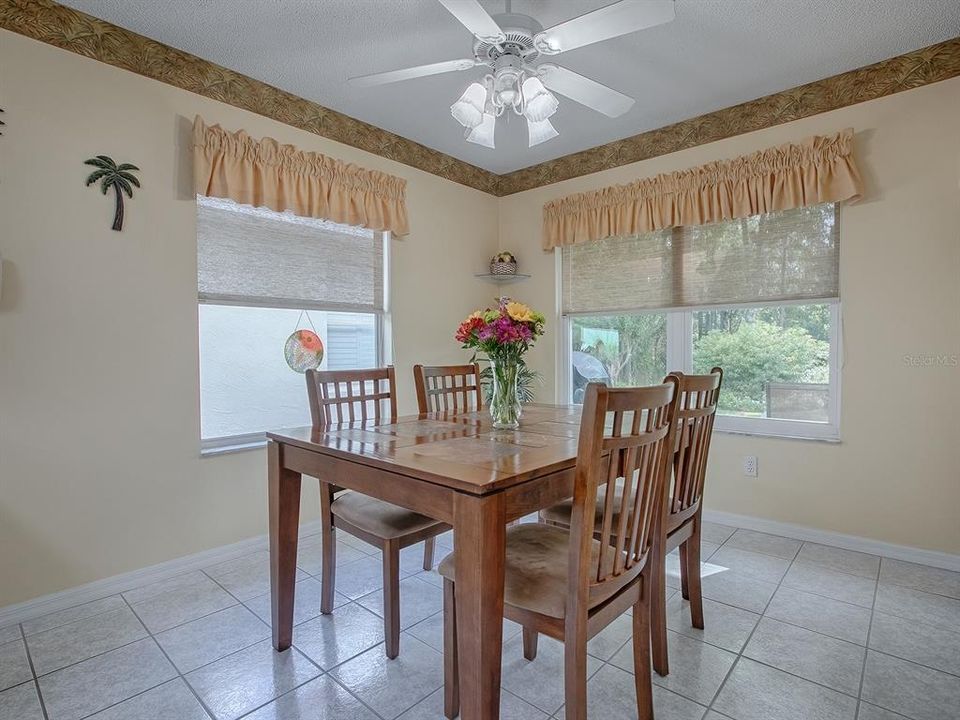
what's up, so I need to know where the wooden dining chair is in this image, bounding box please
[413,363,483,414]
[539,368,723,677]
[649,367,723,675]
[440,381,680,720]
[305,366,450,659]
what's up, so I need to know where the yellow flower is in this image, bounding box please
[468,310,484,320]
[505,301,535,323]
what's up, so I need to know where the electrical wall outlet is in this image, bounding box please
[743,455,758,477]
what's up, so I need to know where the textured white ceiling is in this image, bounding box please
[60,0,960,174]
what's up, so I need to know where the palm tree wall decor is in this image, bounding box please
[84,156,141,231]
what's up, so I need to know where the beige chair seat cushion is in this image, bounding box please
[331,491,445,540]
[437,523,626,619]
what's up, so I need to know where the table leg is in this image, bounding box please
[269,441,302,651]
[453,492,506,720]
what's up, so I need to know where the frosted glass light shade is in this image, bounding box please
[451,82,488,129]
[527,117,558,147]
[466,112,496,148]
[521,76,558,122]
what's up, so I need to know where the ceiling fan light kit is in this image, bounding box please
[450,81,487,128]
[527,117,559,147]
[520,76,558,123]
[466,111,497,148]
[351,0,675,150]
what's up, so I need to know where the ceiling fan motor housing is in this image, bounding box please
[473,13,544,67]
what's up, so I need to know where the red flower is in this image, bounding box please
[455,316,485,344]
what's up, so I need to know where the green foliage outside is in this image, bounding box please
[573,304,829,416]
[692,308,829,415]
[572,314,666,389]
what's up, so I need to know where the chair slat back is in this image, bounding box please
[305,367,397,427]
[568,381,680,608]
[413,363,483,414]
[668,368,723,519]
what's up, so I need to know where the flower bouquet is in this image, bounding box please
[455,299,545,428]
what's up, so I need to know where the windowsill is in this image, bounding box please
[714,427,841,444]
[200,437,268,457]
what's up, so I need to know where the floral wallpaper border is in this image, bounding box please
[2,0,959,197]
[498,35,960,195]
[0,0,500,195]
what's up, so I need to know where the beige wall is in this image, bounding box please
[498,76,960,556]
[0,32,498,606]
[2,31,958,608]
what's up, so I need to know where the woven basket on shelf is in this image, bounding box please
[490,260,518,275]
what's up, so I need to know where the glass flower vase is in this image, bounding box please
[489,358,522,429]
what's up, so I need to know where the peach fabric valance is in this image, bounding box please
[542,129,863,249]
[193,116,409,236]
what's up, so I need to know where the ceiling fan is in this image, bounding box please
[349,0,675,149]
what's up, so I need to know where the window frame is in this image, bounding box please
[556,251,841,441]
[198,231,392,455]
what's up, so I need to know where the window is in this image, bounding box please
[570,313,666,404]
[197,197,388,451]
[561,204,840,439]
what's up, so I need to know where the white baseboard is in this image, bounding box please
[703,509,960,572]
[5,511,959,629]
[0,520,323,630]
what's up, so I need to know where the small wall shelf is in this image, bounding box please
[473,272,531,284]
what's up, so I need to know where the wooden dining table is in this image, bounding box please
[266,404,585,720]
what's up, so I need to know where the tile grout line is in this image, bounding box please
[19,601,128,640]
[702,556,931,709]
[857,644,960,681]
[27,548,430,719]
[225,670,330,720]
[117,593,220,720]
[198,566,253,605]
[21,588,261,682]
[18,622,51,720]
[20,592,269,686]
[74,679,189,720]
[701,538,960,714]
[23,570,244,646]
[325,673,393,720]
[36,581,885,720]
[718,528,897,581]
[12,528,957,720]
[313,630,449,720]
[703,539,801,715]
[30,636,155,683]
[443,531,892,716]
[666,586,855,649]
[112,590,341,720]
[854,558,882,720]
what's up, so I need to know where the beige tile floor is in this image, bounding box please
[1,520,958,720]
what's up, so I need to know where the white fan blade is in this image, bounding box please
[437,0,505,44]
[350,58,480,87]
[538,64,635,117]
[534,0,675,55]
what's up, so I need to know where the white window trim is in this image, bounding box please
[199,232,392,456]
[555,250,842,441]
[200,432,269,457]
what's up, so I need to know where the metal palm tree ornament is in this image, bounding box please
[84,156,141,231]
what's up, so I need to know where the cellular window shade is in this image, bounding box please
[562,203,838,315]
[197,196,384,312]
